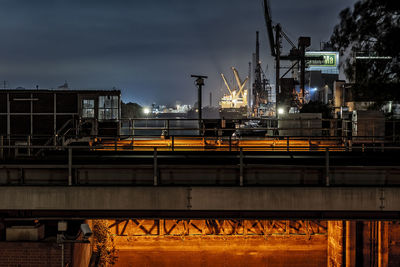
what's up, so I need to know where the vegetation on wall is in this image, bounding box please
[92,220,118,266]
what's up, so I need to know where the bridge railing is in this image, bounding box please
[0,144,400,187]
[0,134,399,158]
[118,117,400,141]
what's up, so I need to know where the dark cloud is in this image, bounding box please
[0,0,358,105]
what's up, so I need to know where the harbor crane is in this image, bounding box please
[262,0,322,111]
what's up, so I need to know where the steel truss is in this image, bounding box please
[109,219,327,237]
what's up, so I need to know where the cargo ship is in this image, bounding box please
[219,67,249,119]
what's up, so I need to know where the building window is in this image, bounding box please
[82,99,95,118]
[99,96,119,120]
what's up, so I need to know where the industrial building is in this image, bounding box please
[0,89,121,148]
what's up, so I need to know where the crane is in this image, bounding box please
[220,68,249,109]
[232,67,249,98]
[262,0,321,112]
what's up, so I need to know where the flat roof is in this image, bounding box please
[0,89,121,94]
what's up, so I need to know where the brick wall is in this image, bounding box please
[0,242,72,267]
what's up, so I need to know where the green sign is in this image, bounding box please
[306,52,339,68]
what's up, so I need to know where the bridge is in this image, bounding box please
[1,146,399,219]
[1,139,400,266]
[0,186,399,219]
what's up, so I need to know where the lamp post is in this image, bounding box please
[191,75,208,135]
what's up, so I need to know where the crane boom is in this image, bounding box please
[232,67,242,90]
[233,67,249,98]
[221,73,232,95]
[238,77,249,97]
[263,0,276,56]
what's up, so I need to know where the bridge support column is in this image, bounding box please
[378,221,389,267]
[357,221,389,267]
[328,221,389,267]
[345,221,356,267]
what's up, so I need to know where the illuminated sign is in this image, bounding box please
[306,51,339,74]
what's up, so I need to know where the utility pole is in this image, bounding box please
[191,75,208,135]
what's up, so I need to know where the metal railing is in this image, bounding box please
[0,145,400,187]
[0,117,399,158]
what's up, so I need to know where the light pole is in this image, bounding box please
[191,75,207,135]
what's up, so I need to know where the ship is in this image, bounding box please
[219,67,249,119]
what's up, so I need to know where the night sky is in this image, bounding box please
[0,0,358,106]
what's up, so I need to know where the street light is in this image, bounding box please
[143,107,150,115]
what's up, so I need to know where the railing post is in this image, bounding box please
[167,120,170,137]
[239,148,244,186]
[229,135,232,152]
[0,135,3,160]
[325,148,330,186]
[286,136,289,152]
[68,148,72,186]
[171,135,174,152]
[393,120,396,143]
[153,147,158,186]
[372,120,375,144]
[27,135,31,157]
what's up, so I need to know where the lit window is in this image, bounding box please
[99,96,119,120]
[82,99,95,118]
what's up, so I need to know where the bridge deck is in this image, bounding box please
[0,186,399,219]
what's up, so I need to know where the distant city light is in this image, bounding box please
[143,107,150,115]
[278,107,285,115]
